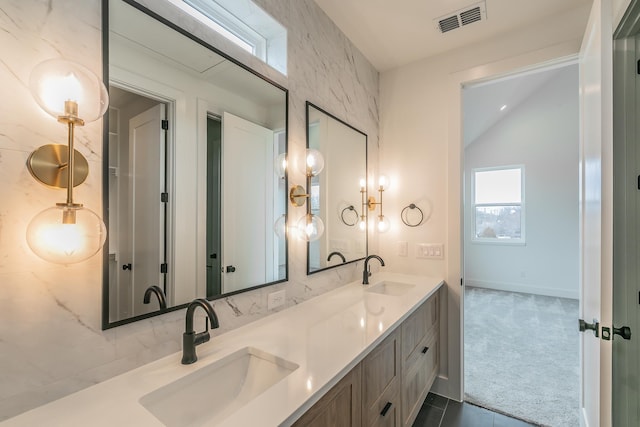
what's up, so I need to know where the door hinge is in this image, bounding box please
[161,192,168,203]
[461,277,464,286]
[161,120,169,130]
[160,263,168,274]
[637,59,640,75]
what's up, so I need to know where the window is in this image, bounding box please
[167,0,287,75]
[473,166,524,243]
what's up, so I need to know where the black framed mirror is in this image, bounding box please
[306,102,367,275]
[102,0,288,329]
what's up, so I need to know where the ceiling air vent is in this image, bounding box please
[438,15,460,33]
[435,1,487,34]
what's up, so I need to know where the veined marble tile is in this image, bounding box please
[0,0,379,420]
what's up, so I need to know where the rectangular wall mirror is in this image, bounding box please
[306,102,367,274]
[103,0,288,328]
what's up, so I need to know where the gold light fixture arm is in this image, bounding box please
[360,185,367,225]
[56,101,84,206]
[27,100,89,194]
[366,183,386,226]
[289,173,314,215]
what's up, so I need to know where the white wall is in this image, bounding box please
[0,0,378,420]
[463,65,579,299]
[379,4,590,400]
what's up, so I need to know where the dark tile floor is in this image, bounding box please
[413,393,538,427]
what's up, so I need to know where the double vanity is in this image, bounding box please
[4,273,443,426]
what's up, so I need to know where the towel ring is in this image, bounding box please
[401,203,424,227]
[340,205,359,226]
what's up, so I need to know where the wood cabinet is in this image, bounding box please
[292,290,440,427]
[293,364,362,427]
[401,291,439,427]
[362,330,401,426]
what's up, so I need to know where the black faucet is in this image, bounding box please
[143,285,167,310]
[327,251,346,263]
[181,298,219,365]
[362,255,385,284]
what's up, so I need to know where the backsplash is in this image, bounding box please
[0,0,378,420]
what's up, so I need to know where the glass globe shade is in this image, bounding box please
[275,153,287,179]
[27,205,107,264]
[29,59,109,122]
[296,214,324,242]
[358,218,367,231]
[377,216,390,233]
[274,214,287,239]
[303,149,325,176]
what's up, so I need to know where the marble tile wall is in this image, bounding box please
[0,0,378,420]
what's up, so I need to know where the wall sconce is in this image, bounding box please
[365,175,390,233]
[289,149,325,241]
[25,59,109,264]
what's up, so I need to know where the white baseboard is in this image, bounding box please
[431,374,462,401]
[465,279,578,299]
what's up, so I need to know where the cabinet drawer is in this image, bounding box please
[368,387,401,427]
[363,330,401,426]
[292,364,362,427]
[401,291,438,363]
[401,330,439,427]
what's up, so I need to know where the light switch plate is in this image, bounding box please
[416,243,444,259]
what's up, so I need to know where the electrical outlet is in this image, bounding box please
[267,290,286,310]
[398,241,408,257]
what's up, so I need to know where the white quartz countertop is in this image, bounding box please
[3,273,444,427]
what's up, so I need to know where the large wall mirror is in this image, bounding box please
[306,102,367,274]
[103,0,288,328]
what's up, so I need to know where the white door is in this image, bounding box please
[129,104,166,316]
[579,0,614,425]
[222,112,274,293]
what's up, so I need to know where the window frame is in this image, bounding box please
[166,0,287,74]
[471,165,525,245]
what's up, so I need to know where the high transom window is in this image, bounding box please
[167,0,287,74]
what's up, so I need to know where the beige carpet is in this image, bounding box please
[464,287,579,427]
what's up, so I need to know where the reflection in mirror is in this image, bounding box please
[104,0,288,327]
[306,102,367,274]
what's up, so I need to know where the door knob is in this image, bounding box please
[122,263,132,271]
[578,319,599,337]
[613,326,631,340]
[226,265,236,273]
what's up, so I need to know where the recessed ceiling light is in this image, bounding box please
[500,104,507,111]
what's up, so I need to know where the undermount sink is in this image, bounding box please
[139,347,299,426]
[366,281,415,296]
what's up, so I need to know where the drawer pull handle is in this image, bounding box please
[421,346,429,354]
[380,402,393,416]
